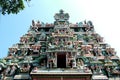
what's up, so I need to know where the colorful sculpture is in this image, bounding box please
[0,10,120,80]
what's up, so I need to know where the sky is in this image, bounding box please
[0,0,120,58]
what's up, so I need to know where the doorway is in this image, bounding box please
[57,53,66,68]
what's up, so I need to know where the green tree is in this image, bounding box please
[0,0,30,15]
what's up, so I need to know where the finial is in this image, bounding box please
[54,10,69,21]
[60,9,64,14]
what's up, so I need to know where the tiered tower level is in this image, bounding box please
[0,10,120,80]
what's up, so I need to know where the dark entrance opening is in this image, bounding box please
[57,53,66,68]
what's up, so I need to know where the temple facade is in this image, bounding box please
[0,10,120,80]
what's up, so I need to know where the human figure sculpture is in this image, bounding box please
[32,20,35,26]
[21,64,30,72]
[32,66,38,73]
[5,66,10,76]
[36,20,41,27]
[77,59,84,72]
[77,34,83,40]
[68,42,73,49]
[39,33,46,40]
[9,65,16,76]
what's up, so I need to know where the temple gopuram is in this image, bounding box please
[0,10,120,80]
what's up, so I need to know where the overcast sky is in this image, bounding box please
[0,0,120,58]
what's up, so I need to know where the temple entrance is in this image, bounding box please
[57,53,66,68]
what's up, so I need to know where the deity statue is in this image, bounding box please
[48,43,55,49]
[68,42,73,49]
[39,32,46,40]
[5,66,10,75]
[77,59,84,72]
[9,65,16,76]
[32,20,35,26]
[36,20,41,27]
[77,34,83,40]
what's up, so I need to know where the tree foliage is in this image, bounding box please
[0,0,30,15]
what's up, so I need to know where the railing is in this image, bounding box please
[46,48,77,52]
[52,34,73,37]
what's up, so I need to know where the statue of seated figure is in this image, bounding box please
[77,34,83,40]
[5,66,11,76]
[9,65,16,76]
[20,64,30,72]
[39,32,46,40]
[67,42,73,49]
[48,43,55,49]
[77,61,84,72]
